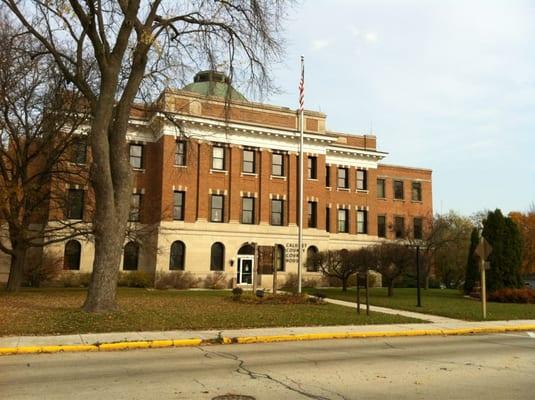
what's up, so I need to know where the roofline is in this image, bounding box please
[161,88,327,118]
[378,163,433,173]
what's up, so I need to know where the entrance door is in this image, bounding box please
[237,256,254,285]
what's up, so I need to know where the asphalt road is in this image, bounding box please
[1,333,534,400]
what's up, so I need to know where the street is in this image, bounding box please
[1,333,534,400]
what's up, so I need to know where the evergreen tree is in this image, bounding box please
[482,209,523,292]
[464,228,480,294]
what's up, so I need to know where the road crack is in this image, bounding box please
[196,347,345,400]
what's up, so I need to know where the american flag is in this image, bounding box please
[299,56,304,112]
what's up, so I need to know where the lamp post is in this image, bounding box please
[407,241,423,308]
[415,244,421,307]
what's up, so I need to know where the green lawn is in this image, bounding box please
[307,287,535,321]
[0,288,422,336]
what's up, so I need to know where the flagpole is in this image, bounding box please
[297,56,304,294]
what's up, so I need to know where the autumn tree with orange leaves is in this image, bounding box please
[509,205,535,276]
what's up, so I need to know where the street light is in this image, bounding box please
[407,240,424,308]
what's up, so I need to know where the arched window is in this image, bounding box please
[123,241,139,271]
[274,244,285,272]
[63,240,81,270]
[237,244,255,255]
[306,246,319,272]
[169,241,185,270]
[210,242,225,271]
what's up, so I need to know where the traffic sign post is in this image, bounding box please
[475,237,492,320]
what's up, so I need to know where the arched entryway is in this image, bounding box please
[236,244,254,285]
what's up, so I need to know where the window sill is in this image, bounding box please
[394,198,405,202]
[241,172,258,177]
[132,168,145,173]
[356,189,369,194]
[173,164,187,169]
[411,200,423,204]
[210,169,228,175]
[337,187,350,192]
[377,197,387,201]
[270,175,287,181]
[307,178,318,181]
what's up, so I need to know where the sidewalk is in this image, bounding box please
[1,301,534,356]
[322,297,463,323]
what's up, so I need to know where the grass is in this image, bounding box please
[0,288,422,336]
[306,287,535,321]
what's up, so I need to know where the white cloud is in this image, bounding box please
[310,39,330,51]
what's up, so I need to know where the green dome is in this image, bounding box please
[182,71,247,101]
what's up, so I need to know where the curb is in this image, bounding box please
[1,324,534,356]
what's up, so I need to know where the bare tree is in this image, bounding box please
[2,0,289,311]
[373,243,413,297]
[394,212,473,288]
[0,16,89,291]
[314,250,355,292]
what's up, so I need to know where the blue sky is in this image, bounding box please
[262,0,535,216]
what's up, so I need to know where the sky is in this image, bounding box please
[260,0,535,216]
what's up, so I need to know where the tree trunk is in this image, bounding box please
[82,222,125,312]
[342,277,348,292]
[81,92,132,313]
[387,282,394,297]
[6,245,27,292]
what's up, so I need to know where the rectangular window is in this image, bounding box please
[377,215,386,238]
[212,146,225,170]
[394,180,404,200]
[211,194,224,222]
[326,207,331,232]
[394,216,405,238]
[175,141,187,166]
[307,156,317,179]
[307,201,317,228]
[241,197,255,224]
[271,199,284,226]
[242,149,255,173]
[66,189,84,220]
[337,209,348,233]
[337,167,348,188]
[377,178,386,198]
[413,217,423,240]
[357,210,368,234]
[412,181,422,201]
[129,193,142,222]
[325,165,331,187]
[71,136,87,164]
[356,169,367,190]
[272,153,284,176]
[173,191,185,221]
[129,144,143,169]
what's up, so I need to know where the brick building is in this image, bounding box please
[0,71,433,286]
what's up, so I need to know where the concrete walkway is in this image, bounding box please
[322,297,463,323]
[1,318,535,353]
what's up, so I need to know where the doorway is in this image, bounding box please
[237,255,254,285]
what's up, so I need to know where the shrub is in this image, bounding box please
[303,277,319,288]
[154,271,201,289]
[488,288,535,304]
[203,272,228,289]
[24,253,63,287]
[118,271,153,288]
[60,272,92,288]
[311,291,326,302]
[231,287,243,301]
[282,272,299,292]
